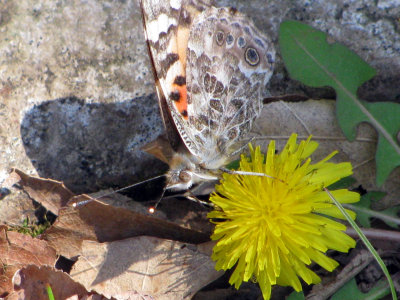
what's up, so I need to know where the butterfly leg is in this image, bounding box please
[183,189,215,208]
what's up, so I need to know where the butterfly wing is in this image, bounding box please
[140,0,212,152]
[182,7,276,169]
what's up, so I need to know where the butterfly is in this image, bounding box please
[140,0,275,191]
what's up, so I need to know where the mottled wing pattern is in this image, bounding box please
[140,0,212,151]
[182,7,275,168]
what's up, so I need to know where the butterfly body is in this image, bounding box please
[140,0,275,190]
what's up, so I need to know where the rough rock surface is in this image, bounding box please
[0,0,399,195]
[222,0,400,101]
[0,0,165,193]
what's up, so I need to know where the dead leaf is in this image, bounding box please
[0,226,57,297]
[89,189,156,215]
[42,194,210,259]
[1,171,21,190]
[154,197,214,234]
[70,237,222,300]
[95,191,214,235]
[0,188,38,227]
[10,265,107,300]
[254,100,400,205]
[10,169,75,215]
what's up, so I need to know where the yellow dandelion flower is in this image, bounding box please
[208,134,360,299]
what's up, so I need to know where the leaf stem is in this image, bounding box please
[344,203,400,227]
[346,228,400,242]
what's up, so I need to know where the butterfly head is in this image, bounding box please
[166,152,219,191]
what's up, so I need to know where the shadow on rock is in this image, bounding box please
[20,96,167,195]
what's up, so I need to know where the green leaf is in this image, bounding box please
[352,102,400,186]
[46,283,55,300]
[226,159,240,170]
[379,206,400,229]
[353,192,386,228]
[279,20,400,186]
[331,278,391,300]
[350,192,400,229]
[287,291,305,300]
[328,176,356,190]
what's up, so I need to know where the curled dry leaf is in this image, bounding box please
[89,190,213,235]
[70,237,221,300]
[254,100,400,205]
[9,264,107,300]
[0,225,57,297]
[42,195,210,259]
[10,169,75,215]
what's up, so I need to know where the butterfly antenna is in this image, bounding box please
[96,174,166,199]
[72,174,166,208]
[148,184,167,214]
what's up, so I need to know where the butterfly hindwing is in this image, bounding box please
[183,7,275,168]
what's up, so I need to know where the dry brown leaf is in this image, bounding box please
[0,187,38,227]
[10,264,107,300]
[1,171,21,190]
[152,197,213,234]
[10,169,75,215]
[95,191,214,234]
[254,99,400,205]
[1,168,45,226]
[0,226,57,297]
[42,195,210,259]
[70,237,222,300]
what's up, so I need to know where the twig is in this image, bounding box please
[346,228,400,242]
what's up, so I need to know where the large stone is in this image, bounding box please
[0,0,165,193]
[0,0,399,194]
[217,0,400,101]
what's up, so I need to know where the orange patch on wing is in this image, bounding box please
[171,27,191,120]
[173,84,188,119]
[176,27,190,71]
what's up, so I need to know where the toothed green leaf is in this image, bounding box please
[279,20,400,186]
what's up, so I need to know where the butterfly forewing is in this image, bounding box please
[141,0,275,189]
[140,0,212,151]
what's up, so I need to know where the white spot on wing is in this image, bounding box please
[170,0,182,10]
[165,60,182,90]
[146,13,177,43]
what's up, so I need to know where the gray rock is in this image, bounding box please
[20,96,166,193]
[0,0,165,194]
[216,0,400,101]
[0,0,398,196]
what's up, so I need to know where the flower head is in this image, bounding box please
[208,134,359,299]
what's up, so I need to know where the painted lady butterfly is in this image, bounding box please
[140,0,275,191]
